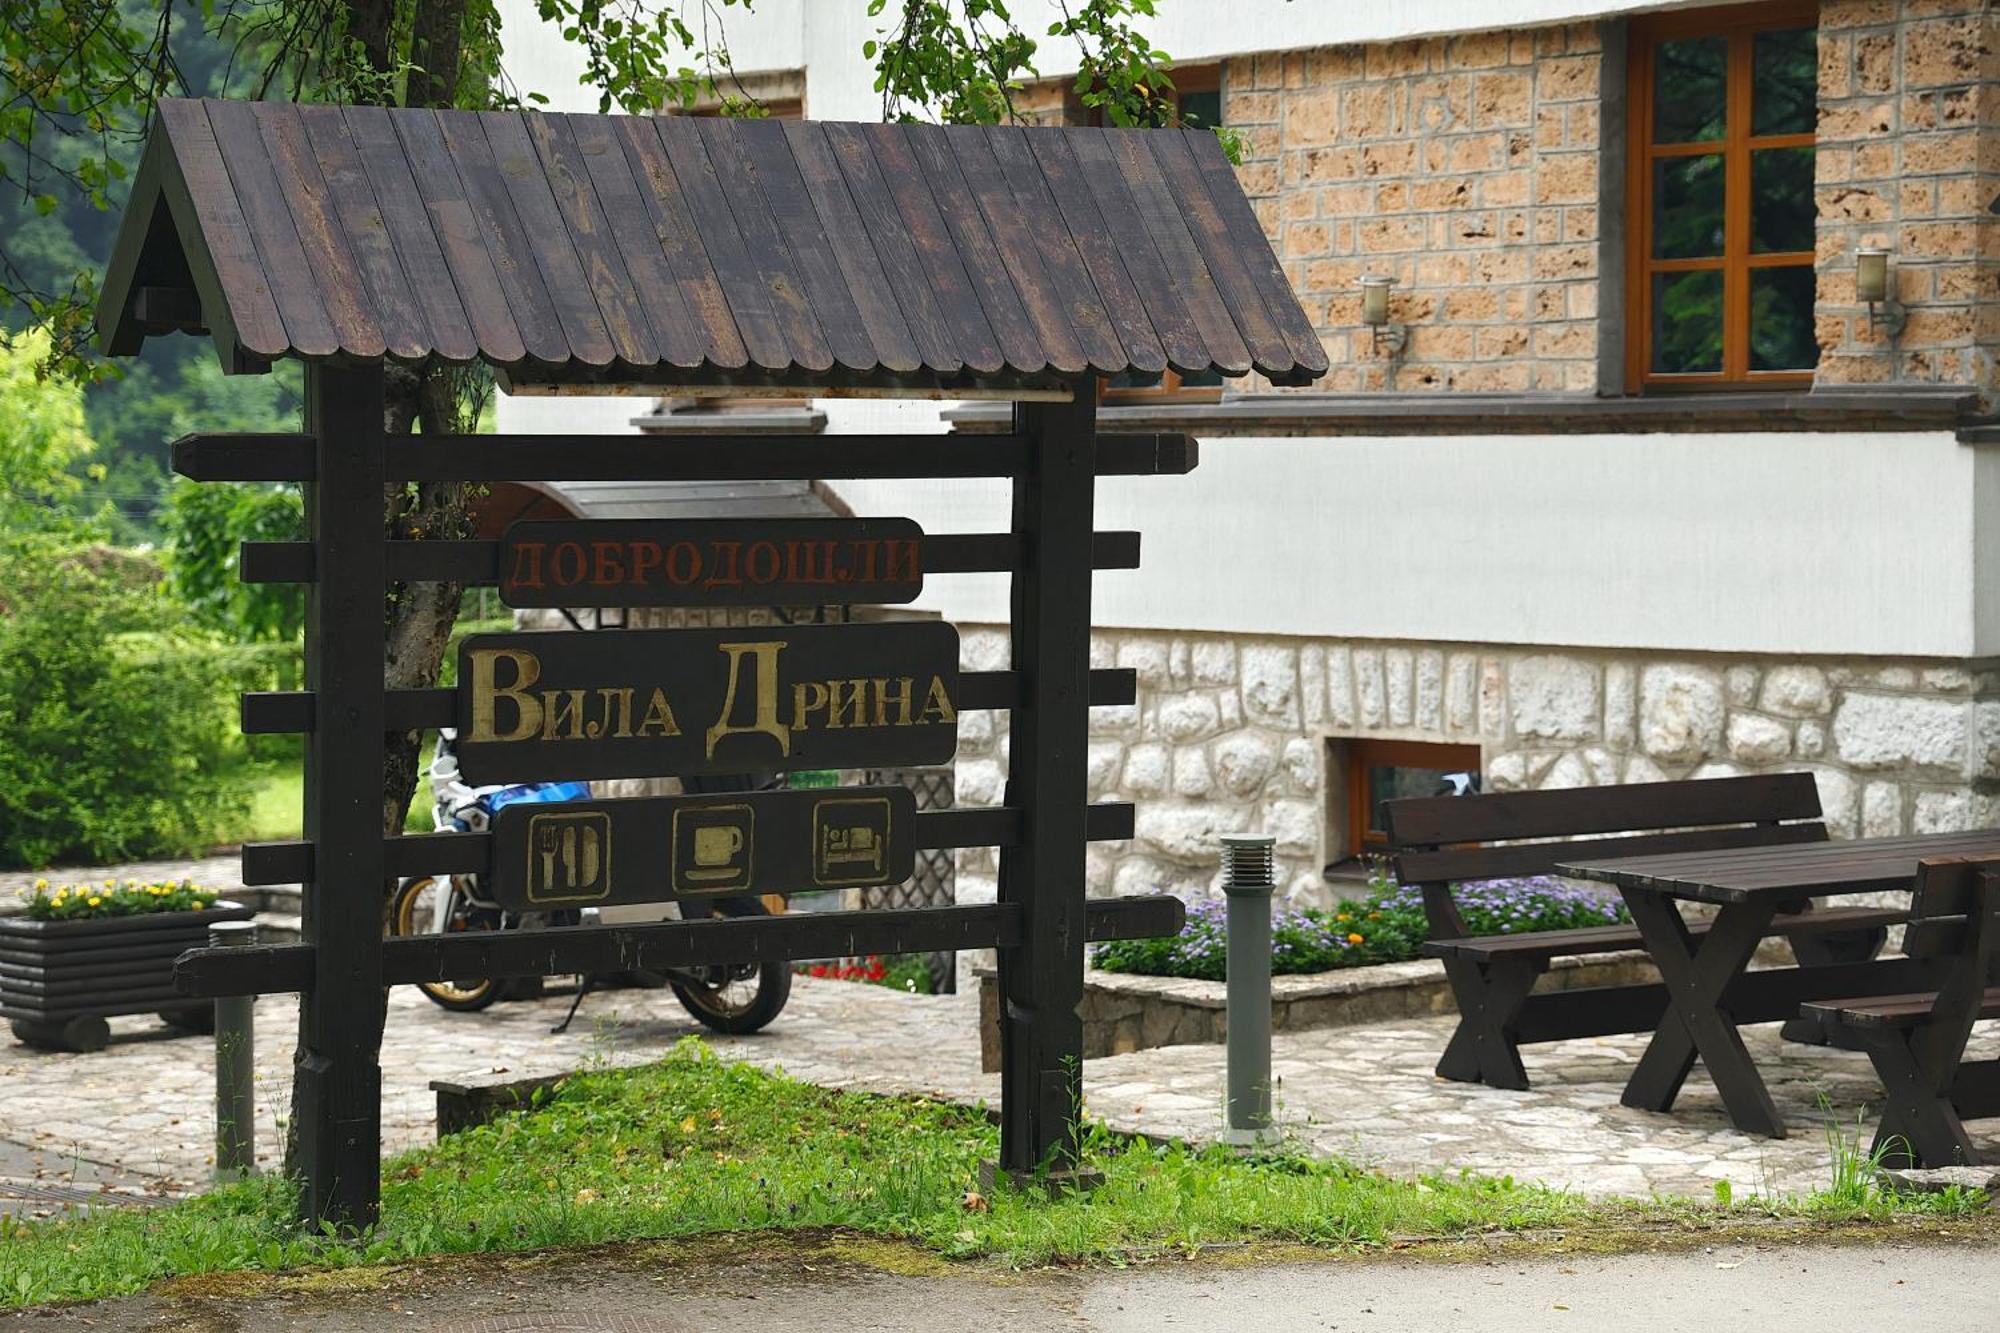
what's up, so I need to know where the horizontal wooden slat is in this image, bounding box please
[174,893,1186,997]
[238,530,1144,586]
[1395,822,1828,888]
[1424,905,1907,961]
[1558,829,2000,904]
[1801,987,2000,1030]
[239,801,1136,886]
[1384,773,1824,848]
[172,432,1196,484]
[240,667,1137,736]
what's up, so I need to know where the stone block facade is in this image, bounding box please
[1814,0,2000,389]
[951,625,2000,911]
[1224,26,1605,393]
[1204,0,2000,401]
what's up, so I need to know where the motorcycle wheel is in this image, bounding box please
[670,897,792,1035]
[390,876,503,1012]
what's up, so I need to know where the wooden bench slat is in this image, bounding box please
[1383,773,1821,847]
[1425,905,1908,962]
[1801,986,2000,1030]
[1395,821,1826,888]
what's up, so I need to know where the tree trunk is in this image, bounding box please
[378,365,474,838]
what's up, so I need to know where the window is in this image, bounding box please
[1341,739,1482,862]
[1626,3,1817,391]
[1099,68,1226,403]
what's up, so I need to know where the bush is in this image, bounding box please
[0,548,248,868]
[1091,874,1628,982]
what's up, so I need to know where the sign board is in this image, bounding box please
[488,786,918,909]
[453,622,961,784]
[498,518,924,608]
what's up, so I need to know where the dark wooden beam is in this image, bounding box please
[238,667,1139,736]
[237,530,1143,585]
[174,895,1187,998]
[170,432,1196,484]
[237,803,1136,886]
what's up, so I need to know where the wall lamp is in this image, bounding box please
[1856,246,1906,339]
[1359,275,1406,359]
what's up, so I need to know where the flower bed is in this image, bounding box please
[2,878,248,1052]
[795,953,935,994]
[1091,875,1629,982]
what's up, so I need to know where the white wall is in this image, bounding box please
[833,431,1993,660]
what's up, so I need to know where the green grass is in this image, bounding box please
[221,761,429,846]
[0,1041,1984,1310]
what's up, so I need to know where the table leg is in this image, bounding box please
[1619,890,1788,1139]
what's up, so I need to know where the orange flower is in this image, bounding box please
[1347,932,1365,945]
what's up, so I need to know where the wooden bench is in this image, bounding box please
[1801,856,2000,1169]
[1385,773,1908,1090]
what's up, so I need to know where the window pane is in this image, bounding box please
[1653,154,1726,259]
[1178,367,1225,389]
[1750,266,1817,371]
[1654,36,1727,143]
[1751,146,1816,253]
[1366,765,1462,835]
[1179,89,1222,132]
[1651,270,1724,374]
[1105,369,1163,392]
[1753,26,1817,136]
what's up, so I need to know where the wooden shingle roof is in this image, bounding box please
[97,99,1327,393]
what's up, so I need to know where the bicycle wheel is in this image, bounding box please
[670,897,792,1035]
[390,876,504,1012]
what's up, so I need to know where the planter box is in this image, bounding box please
[0,901,253,1052]
[975,952,1661,1073]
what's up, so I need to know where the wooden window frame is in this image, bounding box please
[1624,0,1818,393]
[1096,65,1226,405]
[1344,738,1482,860]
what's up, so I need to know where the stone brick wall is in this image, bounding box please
[1814,0,2000,390]
[951,625,2000,912]
[1222,27,1605,393]
[1202,1,2000,400]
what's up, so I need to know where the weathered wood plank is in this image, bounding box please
[735,118,881,374]
[294,104,433,361]
[175,896,1187,998]
[695,116,837,374]
[433,109,570,364]
[201,100,340,358]
[251,103,387,359]
[1105,128,1249,376]
[1182,127,1326,378]
[1387,773,1824,847]
[562,112,705,368]
[1067,129,1208,376]
[782,121,923,375]
[613,114,752,370]
[478,110,618,367]
[382,107,526,365]
[1145,128,1292,376]
[820,121,963,374]
[652,115,799,371]
[522,111,658,368]
[1021,130,1168,376]
[151,100,287,359]
[904,124,1046,375]
[944,126,1088,376]
[985,127,1127,374]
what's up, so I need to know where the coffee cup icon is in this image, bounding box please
[674,805,754,891]
[692,824,743,869]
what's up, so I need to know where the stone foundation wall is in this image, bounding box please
[951,625,2000,911]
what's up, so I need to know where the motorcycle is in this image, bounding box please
[387,731,791,1034]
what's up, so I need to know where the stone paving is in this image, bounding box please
[5,962,1997,1206]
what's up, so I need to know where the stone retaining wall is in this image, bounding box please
[951,625,2000,910]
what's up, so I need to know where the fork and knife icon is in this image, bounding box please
[536,819,603,892]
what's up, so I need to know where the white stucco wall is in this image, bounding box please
[832,432,1994,660]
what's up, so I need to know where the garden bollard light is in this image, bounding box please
[211,920,257,1182]
[1221,833,1280,1148]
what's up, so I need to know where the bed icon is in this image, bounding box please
[812,797,894,885]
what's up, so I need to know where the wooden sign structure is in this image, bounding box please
[96,100,1328,1230]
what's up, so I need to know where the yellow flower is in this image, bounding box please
[1347,932,1365,945]
[87,897,102,908]
[125,878,137,888]
[34,878,47,890]
[103,879,114,888]
[1336,913,1350,922]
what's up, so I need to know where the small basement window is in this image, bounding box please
[1329,738,1482,871]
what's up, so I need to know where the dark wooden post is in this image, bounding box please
[993,387,1098,1186]
[291,363,389,1229]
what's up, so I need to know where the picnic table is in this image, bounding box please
[1558,829,2000,1139]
